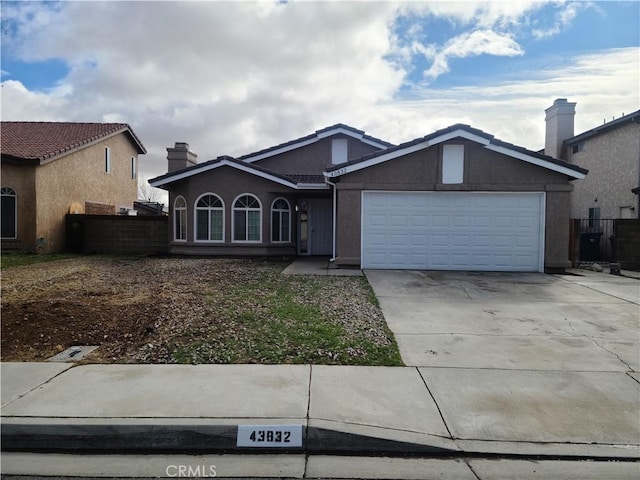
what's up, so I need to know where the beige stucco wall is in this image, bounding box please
[334,140,575,270]
[33,133,139,252]
[1,163,37,251]
[567,122,640,219]
[253,135,381,175]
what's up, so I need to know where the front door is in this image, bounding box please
[298,198,333,255]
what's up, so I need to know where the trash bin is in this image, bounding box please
[580,232,602,261]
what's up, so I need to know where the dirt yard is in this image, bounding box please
[1,256,401,365]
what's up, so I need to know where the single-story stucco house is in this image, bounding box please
[150,114,587,272]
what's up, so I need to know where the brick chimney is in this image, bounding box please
[544,98,576,159]
[167,142,197,173]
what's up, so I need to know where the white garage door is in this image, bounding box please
[362,192,544,271]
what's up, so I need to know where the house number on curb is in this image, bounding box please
[237,424,303,447]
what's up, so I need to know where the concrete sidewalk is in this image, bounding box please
[2,363,639,460]
[2,362,640,478]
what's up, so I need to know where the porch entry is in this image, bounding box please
[298,198,333,256]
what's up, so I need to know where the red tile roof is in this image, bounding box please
[0,122,146,163]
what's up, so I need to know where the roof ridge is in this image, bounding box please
[239,123,394,162]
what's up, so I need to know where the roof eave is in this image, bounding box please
[565,110,640,145]
[325,126,587,180]
[149,159,305,190]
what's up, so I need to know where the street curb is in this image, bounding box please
[3,423,639,462]
[1,423,452,457]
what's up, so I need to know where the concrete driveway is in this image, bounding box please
[366,269,639,371]
[365,269,640,450]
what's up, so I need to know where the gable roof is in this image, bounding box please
[149,155,328,190]
[326,123,588,180]
[564,109,640,146]
[150,123,392,189]
[0,122,147,164]
[240,123,394,163]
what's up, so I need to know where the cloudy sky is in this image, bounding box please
[1,0,638,201]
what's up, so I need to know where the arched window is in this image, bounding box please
[233,194,261,242]
[271,198,291,243]
[1,187,17,239]
[174,196,187,241]
[195,194,224,242]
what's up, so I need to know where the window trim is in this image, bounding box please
[173,195,187,242]
[232,193,262,243]
[1,187,17,239]
[194,193,225,243]
[105,147,111,174]
[271,197,291,243]
[131,156,137,180]
[442,144,464,184]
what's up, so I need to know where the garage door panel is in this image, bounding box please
[390,215,409,227]
[389,234,408,246]
[362,192,543,272]
[431,234,450,247]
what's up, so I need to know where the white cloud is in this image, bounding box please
[422,29,524,79]
[0,1,637,206]
[532,1,589,39]
[371,47,639,151]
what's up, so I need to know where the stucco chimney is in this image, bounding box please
[167,142,197,173]
[544,98,576,159]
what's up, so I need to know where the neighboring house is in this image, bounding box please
[1,122,146,253]
[544,99,640,220]
[151,122,586,272]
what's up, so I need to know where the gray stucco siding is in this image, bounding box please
[252,135,381,175]
[333,140,576,270]
[167,166,298,252]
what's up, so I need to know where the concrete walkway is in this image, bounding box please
[281,256,363,276]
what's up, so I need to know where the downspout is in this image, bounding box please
[325,177,337,262]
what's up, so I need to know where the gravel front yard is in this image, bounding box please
[1,256,402,365]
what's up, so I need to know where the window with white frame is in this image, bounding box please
[271,198,291,243]
[131,157,137,180]
[233,194,261,242]
[1,187,17,239]
[174,196,187,241]
[105,147,111,173]
[195,194,224,241]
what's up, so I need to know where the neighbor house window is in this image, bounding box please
[1,187,17,239]
[572,142,586,154]
[233,194,261,242]
[174,196,187,241]
[588,207,601,229]
[442,144,464,184]
[105,147,111,173]
[271,198,291,243]
[195,194,224,241]
[131,157,137,180]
